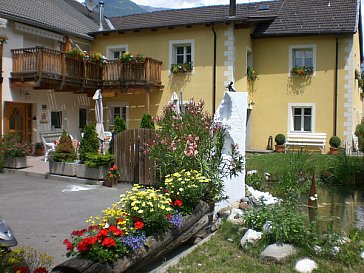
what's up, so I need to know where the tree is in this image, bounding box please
[140,114,155,129]
[79,123,99,162]
[52,130,77,162]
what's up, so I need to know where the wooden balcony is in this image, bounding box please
[10,47,163,93]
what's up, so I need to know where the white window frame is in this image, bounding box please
[169,39,195,74]
[288,44,316,76]
[51,110,63,130]
[287,103,316,133]
[106,44,128,60]
[107,103,128,130]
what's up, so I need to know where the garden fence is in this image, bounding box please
[113,129,155,185]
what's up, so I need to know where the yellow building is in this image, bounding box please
[90,0,363,151]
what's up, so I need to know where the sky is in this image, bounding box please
[76,0,267,9]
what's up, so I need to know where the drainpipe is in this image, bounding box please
[334,37,338,136]
[212,25,217,114]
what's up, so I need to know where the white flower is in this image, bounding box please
[104,223,110,228]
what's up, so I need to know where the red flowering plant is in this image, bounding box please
[1,133,30,159]
[105,164,120,180]
[147,98,244,203]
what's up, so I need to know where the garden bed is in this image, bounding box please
[51,202,210,273]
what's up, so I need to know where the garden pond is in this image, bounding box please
[301,185,364,232]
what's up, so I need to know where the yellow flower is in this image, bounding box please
[137,209,144,213]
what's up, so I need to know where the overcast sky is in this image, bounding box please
[76,0,267,9]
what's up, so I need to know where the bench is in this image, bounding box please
[285,133,327,154]
[40,131,63,161]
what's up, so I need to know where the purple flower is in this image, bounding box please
[168,213,183,228]
[122,233,147,252]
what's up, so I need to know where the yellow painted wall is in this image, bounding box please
[352,31,363,131]
[92,24,231,127]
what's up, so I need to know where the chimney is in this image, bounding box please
[229,0,236,17]
[98,1,104,31]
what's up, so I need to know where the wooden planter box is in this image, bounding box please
[4,157,27,169]
[76,165,108,180]
[52,202,210,273]
[49,161,77,176]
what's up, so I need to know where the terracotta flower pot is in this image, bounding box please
[275,145,285,153]
[329,147,340,155]
[103,178,118,187]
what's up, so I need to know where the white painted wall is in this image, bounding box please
[214,91,248,211]
[0,18,92,143]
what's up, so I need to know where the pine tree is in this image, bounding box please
[52,130,77,162]
[79,123,99,162]
[140,114,155,129]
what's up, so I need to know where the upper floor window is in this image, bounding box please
[169,39,195,74]
[106,45,128,60]
[289,45,316,76]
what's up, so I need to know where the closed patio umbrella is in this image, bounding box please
[93,89,104,141]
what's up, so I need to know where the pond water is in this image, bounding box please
[301,185,364,233]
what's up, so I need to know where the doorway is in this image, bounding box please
[4,102,32,144]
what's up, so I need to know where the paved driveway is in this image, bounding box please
[0,173,132,266]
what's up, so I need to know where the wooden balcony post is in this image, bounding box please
[0,43,3,137]
[145,58,150,84]
[145,89,150,114]
[37,47,43,81]
[61,52,66,89]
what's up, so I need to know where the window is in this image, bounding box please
[79,108,87,130]
[288,45,316,75]
[288,103,316,133]
[51,111,62,129]
[106,45,128,60]
[292,49,313,67]
[169,39,195,71]
[293,107,312,132]
[112,106,127,123]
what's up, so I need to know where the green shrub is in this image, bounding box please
[84,153,114,168]
[52,131,77,162]
[1,133,28,158]
[113,116,127,133]
[79,123,99,162]
[329,136,341,148]
[274,134,285,145]
[140,114,155,129]
[355,122,364,152]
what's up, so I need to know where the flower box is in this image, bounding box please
[49,161,77,176]
[76,165,108,180]
[170,62,193,74]
[4,157,27,169]
[52,202,210,273]
[290,66,314,77]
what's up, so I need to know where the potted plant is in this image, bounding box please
[34,142,44,156]
[77,153,114,180]
[170,62,193,74]
[274,133,286,153]
[1,133,28,169]
[103,164,120,187]
[79,123,99,163]
[290,66,314,77]
[49,131,78,176]
[329,136,341,155]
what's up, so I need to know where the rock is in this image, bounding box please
[227,238,234,242]
[211,218,222,232]
[195,229,210,239]
[336,236,351,245]
[247,170,258,175]
[240,229,262,248]
[246,185,280,205]
[294,258,318,273]
[260,243,297,263]
[313,245,322,255]
[230,218,244,225]
[217,207,231,218]
[264,172,271,181]
[227,208,244,221]
[360,251,364,259]
[249,196,260,206]
[194,237,203,244]
[240,197,250,203]
[330,246,340,255]
[239,202,252,210]
[262,221,273,234]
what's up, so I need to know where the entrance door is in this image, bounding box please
[4,102,32,144]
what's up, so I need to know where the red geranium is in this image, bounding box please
[109,225,124,236]
[174,199,183,207]
[13,267,29,273]
[167,213,172,220]
[77,236,97,251]
[71,228,86,237]
[102,237,116,248]
[97,229,109,240]
[63,239,74,251]
[134,221,144,230]
[33,267,48,273]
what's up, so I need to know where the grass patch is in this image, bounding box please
[168,221,364,273]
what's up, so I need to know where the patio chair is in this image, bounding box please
[40,131,63,162]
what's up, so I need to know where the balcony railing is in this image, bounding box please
[11,47,162,91]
